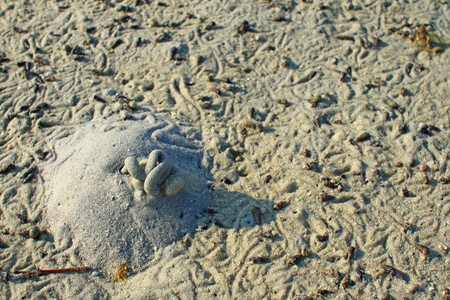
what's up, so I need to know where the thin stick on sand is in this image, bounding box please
[14,266,91,278]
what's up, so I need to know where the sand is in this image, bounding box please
[41,111,211,275]
[0,0,449,299]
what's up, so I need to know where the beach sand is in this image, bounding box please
[0,0,449,299]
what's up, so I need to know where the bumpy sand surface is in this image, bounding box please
[41,112,211,275]
[0,0,449,299]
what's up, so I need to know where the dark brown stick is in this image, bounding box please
[15,266,91,277]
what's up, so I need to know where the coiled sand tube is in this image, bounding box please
[121,149,185,198]
[145,150,168,174]
[163,167,186,196]
[144,159,172,197]
[121,157,146,181]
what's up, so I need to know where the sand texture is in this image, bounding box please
[0,0,449,299]
[41,112,210,275]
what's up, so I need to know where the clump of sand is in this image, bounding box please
[41,112,211,273]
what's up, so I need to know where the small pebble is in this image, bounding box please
[388,101,398,109]
[128,100,137,109]
[253,35,262,42]
[29,226,40,239]
[150,20,159,28]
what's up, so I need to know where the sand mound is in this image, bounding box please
[41,112,210,272]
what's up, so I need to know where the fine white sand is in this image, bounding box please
[0,0,449,299]
[41,111,211,275]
